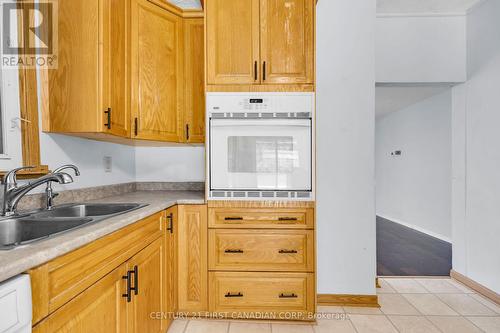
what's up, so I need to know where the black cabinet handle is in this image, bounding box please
[279,249,298,254]
[167,213,174,234]
[278,217,298,221]
[225,292,243,298]
[225,249,244,254]
[134,118,138,136]
[279,293,298,298]
[122,271,132,302]
[130,265,138,296]
[254,61,258,81]
[186,124,190,141]
[104,108,111,129]
[225,217,243,220]
[263,61,266,81]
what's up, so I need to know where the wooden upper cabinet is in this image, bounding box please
[206,0,315,87]
[184,18,205,143]
[206,0,260,84]
[45,0,129,135]
[131,0,183,141]
[260,0,315,84]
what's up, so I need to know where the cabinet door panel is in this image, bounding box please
[164,206,178,327]
[131,0,183,141]
[48,0,100,132]
[177,205,208,312]
[102,0,130,137]
[127,238,165,333]
[184,18,205,143]
[260,0,314,84]
[33,265,127,333]
[207,0,260,84]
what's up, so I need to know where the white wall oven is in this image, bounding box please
[207,93,315,201]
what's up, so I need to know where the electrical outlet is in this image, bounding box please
[103,156,112,173]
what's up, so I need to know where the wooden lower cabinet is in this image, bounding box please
[127,238,166,333]
[164,207,178,326]
[177,205,208,312]
[209,272,315,320]
[33,265,128,333]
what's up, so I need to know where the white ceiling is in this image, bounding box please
[376,85,452,118]
[377,0,481,13]
[168,0,202,9]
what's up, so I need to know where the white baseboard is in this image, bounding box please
[377,214,452,243]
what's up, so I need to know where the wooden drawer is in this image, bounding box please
[209,272,315,320]
[209,229,314,272]
[29,212,163,324]
[208,208,314,229]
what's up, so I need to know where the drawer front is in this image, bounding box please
[208,208,314,229]
[209,230,314,272]
[209,272,315,320]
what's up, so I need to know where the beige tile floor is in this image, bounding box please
[168,277,500,333]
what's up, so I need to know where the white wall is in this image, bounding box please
[135,146,205,182]
[376,90,452,241]
[376,14,467,83]
[451,0,500,293]
[316,0,376,295]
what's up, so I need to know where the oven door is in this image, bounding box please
[210,118,312,192]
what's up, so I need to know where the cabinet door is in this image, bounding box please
[127,238,166,333]
[47,0,101,133]
[260,0,315,84]
[102,0,131,137]
[164,207,178,327]
[184,18,205,143]
[32,265,127,333]
[177,205,208,312]
[206,0,260,84]
[131,0,183,141]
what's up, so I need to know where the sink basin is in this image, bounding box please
[0,203,148,250]
[0,217,93,249]
[33,203,144,218]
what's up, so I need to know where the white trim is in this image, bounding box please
[377,12,467,18]
[377,214,452,243]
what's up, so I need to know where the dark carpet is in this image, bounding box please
[377,216,452,276]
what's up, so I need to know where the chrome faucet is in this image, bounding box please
[45,165,80,210]
[2,168,74,216]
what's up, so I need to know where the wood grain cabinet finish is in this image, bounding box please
[208,207,314,229]
[209,272,315,319]
[163,206,178,325]
[209,229,314,272]
[32,265,128,333]
[44,0,129,136]
[29,212,163,326]
[206,0,315,88]
[206,0,260,84]
[131,0,184,142]
[260,0,315,84]
[177,205,208,312]
[184,18,206,143]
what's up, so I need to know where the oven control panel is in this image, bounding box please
[207,92,315,116]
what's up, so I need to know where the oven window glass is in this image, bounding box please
[227,136,298,174]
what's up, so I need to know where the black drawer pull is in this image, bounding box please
[225,217,244,221]
[225,249,244,254]
[279,293,298,298]
[225,292,244,298]
[122,271,132,302]
[278,217,298,221]
[279,249,298,254]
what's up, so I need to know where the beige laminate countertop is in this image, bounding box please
[0,190,205,283]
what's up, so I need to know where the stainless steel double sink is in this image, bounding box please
[0,203,148,250]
